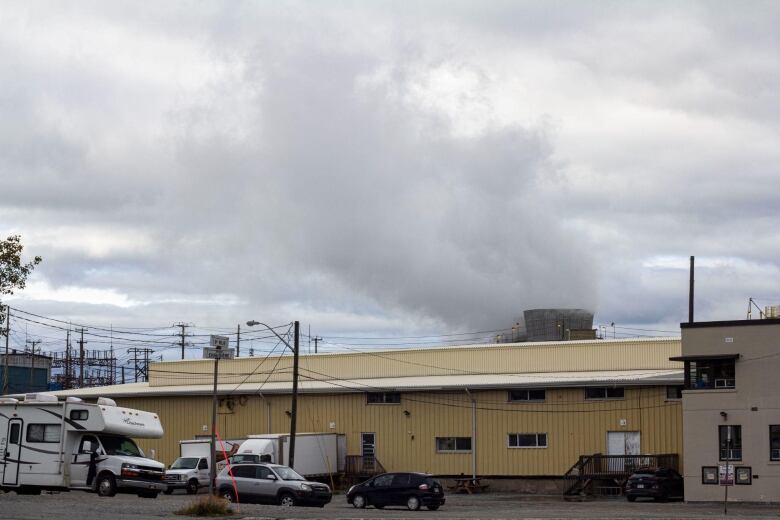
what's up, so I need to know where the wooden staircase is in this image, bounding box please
[563,454,679,498]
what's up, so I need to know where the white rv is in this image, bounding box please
[0,393,166,498]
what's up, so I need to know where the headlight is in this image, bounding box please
[300,484,312,491]
[121,463,140,477]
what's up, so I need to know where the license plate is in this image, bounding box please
[637,484,644,489]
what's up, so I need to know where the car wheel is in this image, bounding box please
[185,479,199,494]
[352,494,367,509]
[407,495,421,511]
[279,492,296,507]
[96,474,117,497]
[163,487,174,495]
[221,489,236,503]
[427,505,440,511]
[627,495,636,502]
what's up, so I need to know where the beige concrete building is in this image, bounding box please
[49,338,684,485]
[675,318,780,502]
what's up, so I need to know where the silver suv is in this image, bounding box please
[216,463,331,507]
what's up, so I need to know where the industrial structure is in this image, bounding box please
[497,309,596,343]
[0,351,52,394]
[46,337,684,490]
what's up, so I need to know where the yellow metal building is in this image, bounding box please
[54,338,683,479]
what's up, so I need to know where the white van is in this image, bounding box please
[0,394,166,498]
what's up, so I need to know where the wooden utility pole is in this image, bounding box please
[26,339,41,390]
[289,321,300,469]
[236,324,240,357]
[3,306,10,395]
[312,336,322,354]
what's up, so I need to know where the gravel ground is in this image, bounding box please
[2,490,780,519]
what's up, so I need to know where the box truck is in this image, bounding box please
[236,433,345,477]
[0,393,166,498]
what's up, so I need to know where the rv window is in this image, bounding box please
[9,423,20,444]
[27,424,61,443]
[98,435,142,457]
[70,409,89,421]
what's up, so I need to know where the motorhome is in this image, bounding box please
[0,393,166,498]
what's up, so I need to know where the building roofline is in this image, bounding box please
[680,318,780,329]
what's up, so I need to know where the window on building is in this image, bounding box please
[666,386,683,400]
[684,359,735,390]
[770,426,780,461]
[508,433,548,448]
[585,387,624,400]
[366,392,401,404]
[26,424,61,443]
[719,425,742,461]
[508,389,546,402]
[435,437,472,453]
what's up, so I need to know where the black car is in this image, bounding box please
[625,467,684,502]
[346,472,445,511]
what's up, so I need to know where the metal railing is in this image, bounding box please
[345,455,386,476]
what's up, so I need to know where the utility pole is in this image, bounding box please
[26,339,41,390]
[312,336,322,354]
[121,366,125,384]
[77,328,87,388]
[3,305,10,395]
[289,321,300,469]
[174,323,191,360]
[236,324,240,357]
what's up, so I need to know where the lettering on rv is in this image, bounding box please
[122,417,145,428]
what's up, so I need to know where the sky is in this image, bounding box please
[1,1,779,361]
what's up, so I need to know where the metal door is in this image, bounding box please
[2,419,23,485]
[361,432,376,472]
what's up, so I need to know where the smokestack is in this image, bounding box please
[688,256,695,323]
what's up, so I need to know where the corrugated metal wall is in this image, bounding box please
[120,385,682,476]
[148,338,681,387]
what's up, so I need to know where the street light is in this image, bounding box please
[246,320,300,470]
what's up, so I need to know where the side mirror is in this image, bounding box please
[266,474,277,480]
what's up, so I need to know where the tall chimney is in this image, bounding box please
[688,256,695,323]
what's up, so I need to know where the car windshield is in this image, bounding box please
[273,466,305,481]
[98,435,143,457]
[170,457,199,469]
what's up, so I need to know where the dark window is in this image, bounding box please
[719,425,742,461]
[198,458,208,470]
[585,387,624,400]
[69,409,89,421]
[256,466,272,479]
[26,424,61,443]
[435,437,472,452]
[366,392,401,404]
[508,433,547,448]
[231,465,256,478]
[685,359,735,390]
[508,389,546,402]
[770,426,780,461]
[373,474,393,487]
[79,436,99,454]
[9,423,20,444]
[391,473,410,486]
[666,386,683,400]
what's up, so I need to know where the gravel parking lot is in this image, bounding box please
[2,490,780,520]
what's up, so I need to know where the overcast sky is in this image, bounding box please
[2,1,779,357]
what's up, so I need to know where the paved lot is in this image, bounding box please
[2,490,780,519]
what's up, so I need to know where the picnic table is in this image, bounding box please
[449,477,490,494]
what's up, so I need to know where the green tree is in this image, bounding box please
[0,234,42,329]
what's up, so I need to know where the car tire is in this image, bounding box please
[185,479,199,494]
[427,505,440,510]
[626,495,636,502]
[163,487,174,495]
[279,492,296,507]
[352,494,367,509]
[96,473,117,497]
[407,495,421,511]
[221,489,236,503]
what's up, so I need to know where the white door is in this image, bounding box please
[2,419,23,485]
[607,431,640,455]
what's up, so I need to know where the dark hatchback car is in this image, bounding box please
[347,472,445,511]
[625,467,684,502]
